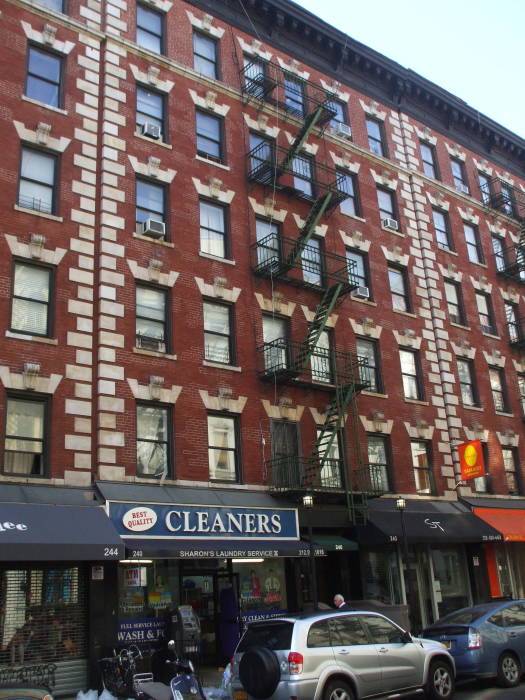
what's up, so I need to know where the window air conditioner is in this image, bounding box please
[382,217,398,231]
[335,122,352,139]
[141,122,161,139]
[351,285,370,300]
[141,218,166,239]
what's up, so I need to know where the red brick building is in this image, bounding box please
[1,0,525,687]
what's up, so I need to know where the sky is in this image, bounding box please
[292,0,525,141]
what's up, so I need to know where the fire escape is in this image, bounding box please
[242,59,372,524]
[481,179,525,348]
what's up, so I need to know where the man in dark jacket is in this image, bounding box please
[333,593,351,610]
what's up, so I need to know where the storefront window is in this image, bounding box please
[361,549,402,604]
[431,546,470,617]
[233,559,288,625]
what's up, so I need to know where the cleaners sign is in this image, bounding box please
[108,501,299,540]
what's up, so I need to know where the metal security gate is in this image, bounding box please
[0,565,88,695]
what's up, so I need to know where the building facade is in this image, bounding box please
[1,0,525,690]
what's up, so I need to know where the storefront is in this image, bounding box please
[356,498,503,632]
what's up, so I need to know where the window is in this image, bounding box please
[473,442,490,493]
[420,142,439,179]
[346,249,369,291]
[26,46,62,108]
[489,367,508,412]
[500,183,517,218]
[316,428,342,487]
[204,301,232,364]
[432,210,453,251]
[327,100,347,129]
[367,435,390,493]
[505,302,519,343]
[249,132,273,176]
[502,447,520,495]
[136,85,165,139]
[196,110,223,162]
[492,235,507,272]
[330,616,369,646]
[400,349,423,400]
[136,4,163,53]
[208,414,238,482]
[136,179,166,235]
[4,397,47,476]
[136,285,167,352]
[476,292,496,335]
[136,404,170,478]
[377,188,396,225]
[262,315,288,372]
[193,32,218,79]
[271,420,299,487]
[200,200,227,258]
[451,158,469,193]
[411,440,433,494]
[444,280,466,326]
[243,56,267,98]
[311,329,332,383]
[292,155,314,197]
[388,266,410,312]
[284,74,304,117]
[301,237,323,286]
[457,358,478,407]
[478,172,492,206]
[36,0,64,11]
[18,147,57,214]
[11,262,52,336]
[519,375,525,417]
[256,218,280,268]
[366,118,386,157]
[338,171,360,217]
[464,223,483,264]
[356,338,382,393]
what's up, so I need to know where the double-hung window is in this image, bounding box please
[196,110,223,162]
[136,404,170,478]
[327,100,348,130]
[317,428,342,488]
[11,262,52,336]
[505,302,520,343]
[26,46,62,108]
[388,266,410,312]
[204,301,233,364]
[478,172,492,206]
[356,337,382,393]
[338,170,360,217]
[476,292,496,335]
[411,440,433,494]
[489,366,508,412]
[444,280,466,326]
[262,315,288,372]
[367,435,390,493]
[284,75,304,117]
[4,396,47,476]
[301,237,323,286]
[346,249,368,291]
[136,178,166,236]
[400,349,423,400]
[311,329,332,383]
[420,142,439,179]
[208,414,239,482]
[136,85,165,139]
[19,147,57,214]
[464,223,483,264]
[243,56,267,98]
[500,183,517,218]
[256,218,280,268]
[136,4,164,53]
[377,188,397,226]
[193,32,218,79]
[249,132,273,177]
[136,284,167,352]
[292,155,314,197]
[451,158,469,193]
[457,358,478,406]
[519,375,525,417]
[492,235,507,272]
[37,0,64,10]
[432,210,453,251]
[200,200,227,258]
[502,448,520,495]
[366,118,386,157]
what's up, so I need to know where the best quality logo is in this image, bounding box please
[122,507,157,532]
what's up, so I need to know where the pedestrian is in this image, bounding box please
[333,593,351,610]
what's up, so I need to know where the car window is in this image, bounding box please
[307,620,331,648]
[237,621,293,651]
[435,607,490,625]
[329,615,369,645]
[503,604,525,627]
[488,611,504,627]
[361,615,405,644]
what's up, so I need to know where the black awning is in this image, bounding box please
[0,502,125,560]
[124,538,325,559]
[357,499,503,545]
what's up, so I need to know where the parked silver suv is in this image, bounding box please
[231,610,455,700]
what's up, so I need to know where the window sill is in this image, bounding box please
[14,205,63,222]
[437,246,458,256]
[22,95,68,115]
[340,211,366,223]
[196,155,230,171]
[203,361,241,372]
[6,330,58,344]
[482,332,500,340]
[469,260,488,269]
[351,297,377,306]
[133,232,175,247]
[450,322,470,330]
[133,347,177,360]
[199,251,236,265]
[463,404,483,412]
[404,398,429,406]
[382,226,404,237]
[495,411,513,417]
[134,131,172,149]
[362,390,388,399]
[393,309,417,318]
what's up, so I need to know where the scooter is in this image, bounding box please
[133,640,205,700]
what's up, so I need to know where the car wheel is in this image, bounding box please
[322,679,355,700]
[497,651,521,688]
[425,659,454,699]
[238,646,281,699]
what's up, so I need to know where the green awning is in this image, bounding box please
[311,535,358,551]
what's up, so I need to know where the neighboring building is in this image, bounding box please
[1,0,525,688]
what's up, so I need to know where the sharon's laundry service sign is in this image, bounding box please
[108,501,299,540]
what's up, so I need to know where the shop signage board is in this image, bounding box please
[458,440,485,481]
[117,617,165,644]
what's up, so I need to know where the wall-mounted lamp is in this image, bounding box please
[303,493,313,509]
[23,363,40,391]
[149,375,164,401]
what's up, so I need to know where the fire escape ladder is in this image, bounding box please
[284,191,334,269]
[276,101,333,178]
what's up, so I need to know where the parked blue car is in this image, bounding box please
[422,599,525,687]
